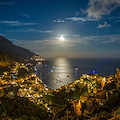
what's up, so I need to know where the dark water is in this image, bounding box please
[36,58,120,89]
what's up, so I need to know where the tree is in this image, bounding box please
[106,94,120,109]
[104,81,116,91]
[0,89,5,98]
[0,97,48,119]
[18,68,27,78]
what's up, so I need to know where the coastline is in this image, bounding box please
[36,57,120,89]
[1,60,120,120]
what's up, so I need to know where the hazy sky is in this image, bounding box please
[0,0,120,58]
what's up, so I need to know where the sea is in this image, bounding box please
[36,57,120,90]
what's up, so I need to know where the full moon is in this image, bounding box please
[59,36,65,41]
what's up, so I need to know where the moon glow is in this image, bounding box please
[59,36,65,41]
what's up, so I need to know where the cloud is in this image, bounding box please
[22,29,36,32]
[0,33,5,36]
[0,20,18,24]
[76,8,85,16]
[11,36,89,52]
[101,34,120,43]
[9,28,53,33]
[109,16,120,19]
[9,34,120,58]
[53,19,65,23]
[72,34,120,44]
[38,30,53,33]
[97,22,111,28]
[66,17,96,22]
[109,16,120,22]
[76,11,80,16]
[20,13,29,18]
[86,34,120,43]
[0,20,36,26]
[114,20,120,23]
[10,34,120,58]
[73,34,80,38]
[86,0,120,20]
[11,34,120,50]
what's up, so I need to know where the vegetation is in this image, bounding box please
[0,66,10,75]
[104,81,116,91]
[0,89,5,98]
[18,68,28,78]
[0,50,15,67]
[106,93,120,109]
[50,85,88,106]
[0,97,48,120]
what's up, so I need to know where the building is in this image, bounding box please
[72,99,82,116]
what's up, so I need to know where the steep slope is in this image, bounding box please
[0,50,15,67]
[0,36,37,63]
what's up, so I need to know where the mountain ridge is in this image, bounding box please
[0,36,44,64]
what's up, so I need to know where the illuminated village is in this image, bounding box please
[0,0,120,119]
[0,60,120,120]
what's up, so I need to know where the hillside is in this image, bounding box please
[0,50,14,75]
[0,36,44,64]
[0,50,15,67]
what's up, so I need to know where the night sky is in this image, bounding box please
[0,0,120,58]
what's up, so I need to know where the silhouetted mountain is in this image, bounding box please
[0,36,39,63]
